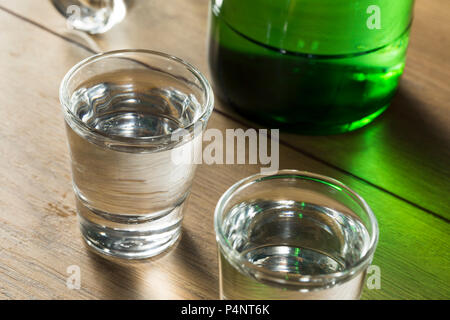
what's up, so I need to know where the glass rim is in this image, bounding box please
[214,169,379,286]
[59,49,214,144]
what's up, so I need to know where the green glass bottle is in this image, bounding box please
[208,0,414,134]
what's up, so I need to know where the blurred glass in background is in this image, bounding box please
[51,0,126,34]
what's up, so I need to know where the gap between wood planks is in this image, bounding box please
[0,4,447,224]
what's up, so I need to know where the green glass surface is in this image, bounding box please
[208,0,414,134]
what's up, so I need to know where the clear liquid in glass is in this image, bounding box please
[66,69,202,258]
[219,199,371,299]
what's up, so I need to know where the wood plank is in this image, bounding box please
[0,9,448,299]
[2,0,447,218]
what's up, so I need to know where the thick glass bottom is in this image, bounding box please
[76,195,184,259]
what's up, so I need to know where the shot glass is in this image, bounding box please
[214,170,379,299]
[60,50,214,259]
[51,0,127,34]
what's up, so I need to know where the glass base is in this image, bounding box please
[227,102,389,135]
[76,198,184,260]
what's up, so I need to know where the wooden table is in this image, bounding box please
[0,0,448,300]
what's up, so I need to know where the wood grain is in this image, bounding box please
[0,0,447,219]
[0,1,448,300]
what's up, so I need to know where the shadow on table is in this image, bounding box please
[84,227,217,299]
[341,84,450,187]
[378,86,449,166]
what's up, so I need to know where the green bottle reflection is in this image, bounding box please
[208,0,414,134]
